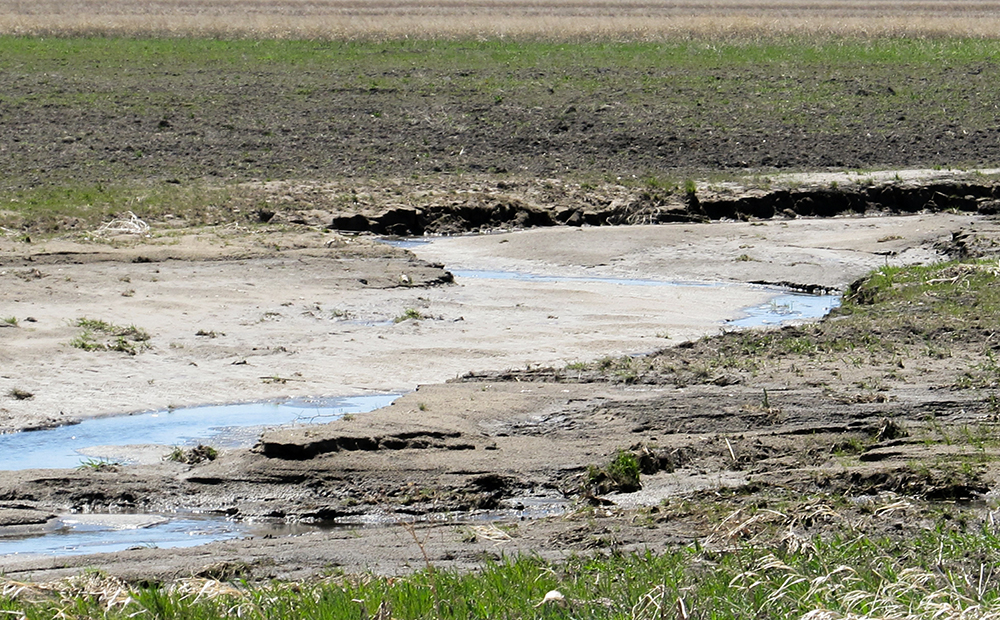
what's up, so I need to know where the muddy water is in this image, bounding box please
[727,292,841,328]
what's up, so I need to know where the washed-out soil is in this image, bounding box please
[3,211,1000,582]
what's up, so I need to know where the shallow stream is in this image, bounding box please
[0,395,399,559]
[0,514,317,558]
[448,268,841,328]
[0,394,400,471]
[0,244,840,559]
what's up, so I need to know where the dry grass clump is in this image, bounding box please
[1,572,135,611]
[5,0,1000,39]
[93,211,150,237]
[0,575,256,613]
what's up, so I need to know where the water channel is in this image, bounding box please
[0,395,399,559]
[0,394,401,471]
[448,269,841,329]
[0,245,841,559]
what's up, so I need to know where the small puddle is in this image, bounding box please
[727,292,842,328]
[0,394,401,471]
[381,237,432,250]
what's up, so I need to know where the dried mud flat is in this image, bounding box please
[3,200,1000,582]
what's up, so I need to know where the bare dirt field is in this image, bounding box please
[5,36,1000,217]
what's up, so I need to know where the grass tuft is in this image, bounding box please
[166,444,218,464]
[7,388,34,400]
[76,457,120,472]
[586,449,642,494]
[394,308,426,323]
[70,317,151,355]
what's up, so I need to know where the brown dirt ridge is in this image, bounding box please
[327,179,1000,236]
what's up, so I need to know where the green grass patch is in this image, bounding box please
[0,182,241,234]
[76,457,120,472]
[70,317,151,355]
[394,308,426,323]
[586,448,642,494]
[6,527,1000,619]
[1,36,998,74]
[845,260,1000,317]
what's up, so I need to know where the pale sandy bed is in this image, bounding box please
[0,212,969,434]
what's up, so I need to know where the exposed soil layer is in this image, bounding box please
[326,180,1000,236]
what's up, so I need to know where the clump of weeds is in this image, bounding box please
[394,308,425,323]
[585,449,641,494]
[166,444,218,464]
[77,457,120,472]
[70,317,151,355]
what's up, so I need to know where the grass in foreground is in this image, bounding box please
[4,523,1000,619]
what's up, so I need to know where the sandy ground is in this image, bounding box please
[0,213,959,435]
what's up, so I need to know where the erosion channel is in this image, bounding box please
[0,202,996,580]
